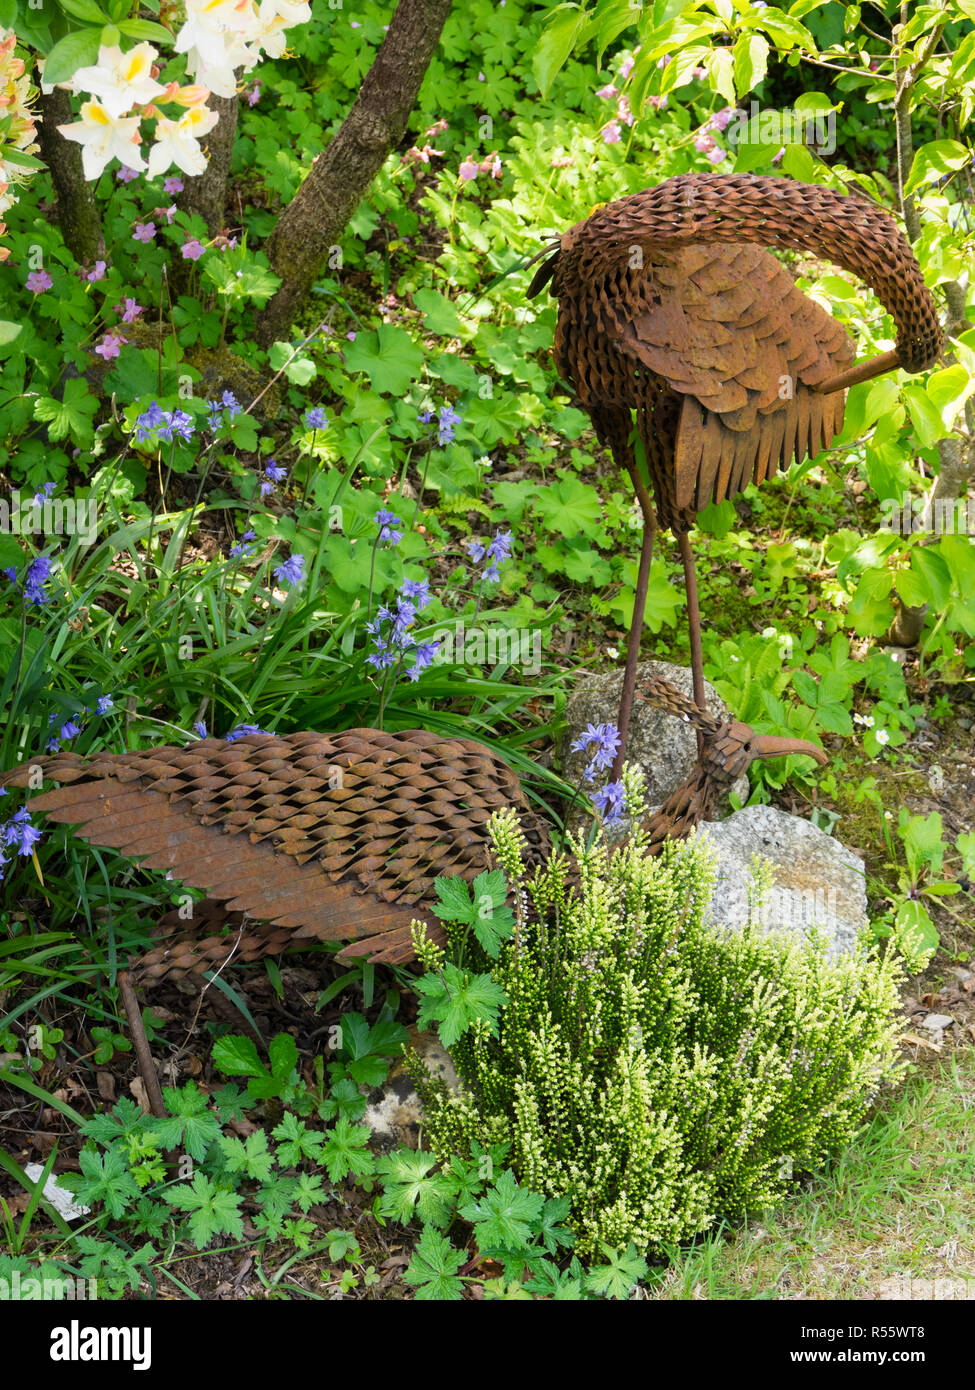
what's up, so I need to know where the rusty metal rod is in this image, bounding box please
[811,348,901,396]
[118,970,167,1118]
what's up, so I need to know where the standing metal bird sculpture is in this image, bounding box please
[526,172,944,776]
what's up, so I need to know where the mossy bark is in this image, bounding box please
[255,0,452,348]
[170,90,240,297]
[35,87,106,266]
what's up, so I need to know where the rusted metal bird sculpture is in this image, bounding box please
[1,676,825,978]
[526,172,944,777]
[1,677,825,1112]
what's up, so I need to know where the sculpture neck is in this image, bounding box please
[571,173,943,373]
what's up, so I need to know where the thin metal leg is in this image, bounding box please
[612,464,658,782]
[677,531,708,756]
[118,970,167,1119]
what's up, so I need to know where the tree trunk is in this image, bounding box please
[35,87,106,266]
[255,0,452,348]
[177,91,239,233]
[171,89,240,296]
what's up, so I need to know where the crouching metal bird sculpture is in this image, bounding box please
[526,172,944,776]
[0,679,825,1113]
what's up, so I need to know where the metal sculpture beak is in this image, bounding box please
[749,733,829,766]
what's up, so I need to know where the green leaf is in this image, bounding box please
[415,965,508,1047]
[217,1130,274,1181]
[460,1169,543,1250]
[533,474,603,536]
[155,1083,220,1161]
[403,1226,465,1300]
[65,1146,140,1219]
[533,4,588,97]
[268,1032,299,1081]
[211,1033,263,1079]
[42,30,103,86]
[585,1242,648,1299]
[904,139,971,196]
[56,0,109,21]
[321,1117,374,1184]
[733,33,769,94]
[433,875,476,925]
[165,1172,244,1250]
[413,288,466,337]
[33,377,97,447]
[377,1148,455,1228]
[343,324,424,396]
[116,18,175,41]
[894,899,939,960]
[895,547,951,611]
[705,46,736,104]
[272,1112,325,1165]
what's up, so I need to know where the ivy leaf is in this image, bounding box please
[403,1226,465,1301]
[164,1172,244,1250]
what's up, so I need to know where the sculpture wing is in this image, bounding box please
[1,730,544,979]
[617,243,854,510]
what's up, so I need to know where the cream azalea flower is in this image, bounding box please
[69,43,167,118]
[258,0,311,25]
[148,104,220,177]
[175,0,262,96]
[57,100,146,180]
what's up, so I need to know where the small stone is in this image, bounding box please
[363,1026,459,1150]
[922,1014,954,1031]
[928,765,945,793]
[698,804,868,958]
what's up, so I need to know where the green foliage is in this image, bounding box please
[411,791,910,1258]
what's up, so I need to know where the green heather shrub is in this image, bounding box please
[408,780,909,1259]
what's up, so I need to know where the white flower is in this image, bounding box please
[56,100,146,180]
[148,104,220,178]
[257,0,311,26]
[875,728,890,746]
[70,44,166,118]
[606,647,619,660]
[853,713,875,727]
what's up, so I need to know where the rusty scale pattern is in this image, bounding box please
[526,171,944,771]
[528,171,942,526]
[0,676,826,982]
